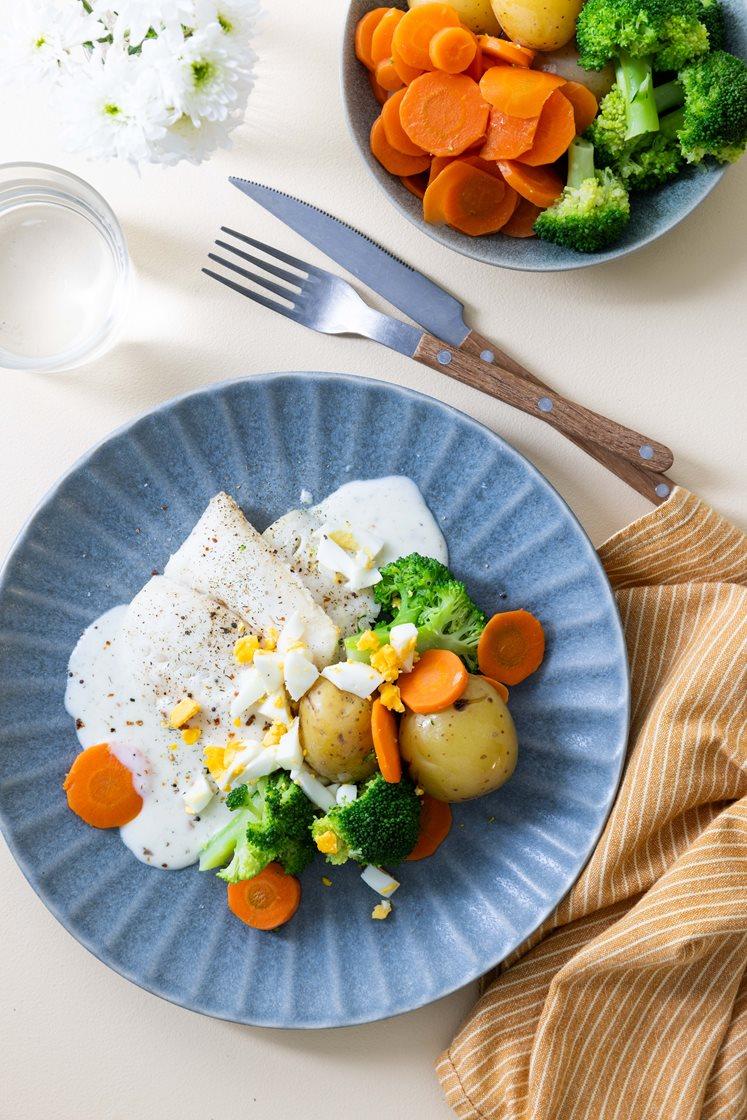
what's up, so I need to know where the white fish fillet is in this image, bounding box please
[164,492,339,666]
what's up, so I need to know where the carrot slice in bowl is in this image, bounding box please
[371,698,402,783]
[501,196,542,236]
[398,648,468,713]
[441,160,518,235]
[477,609,545,685]
[370,7,403,67]
[392,40,423,85]
[480,107,539,160]
[63,742,142,829]
[368,69,389,106]
[400,172,429,198]
[382,88,427,155]
[478,35,535,67]
[561,80,599,135]
[392,2,460,71]
[400,72,489,158]
[375,57,404,93]
[479,66,565,118]
[226,864,301,930]
[406,795,452,861]
[355,7,389,70]
[370,116,432,176]
[515,89,575,166]
[429,26,477,74]
[497,159,564,207]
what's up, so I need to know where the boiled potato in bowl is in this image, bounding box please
[490,0,583,50]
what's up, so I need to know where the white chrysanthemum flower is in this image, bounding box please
[155,111,239,164]
[142,21,253,124]
[60,46,171,164]
[93,0,196,47]
[0,0,106,83]
[194,0,261,49]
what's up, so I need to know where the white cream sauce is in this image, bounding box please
[65,477,446,870]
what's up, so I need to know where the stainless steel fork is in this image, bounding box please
[204,228,675,481]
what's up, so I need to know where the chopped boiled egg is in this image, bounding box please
[257,689,292,724]
[389,622,418,672]
[230,667,267,723]
[372,900,392,920]
[321,661,384,698]
[233,634,260,664]
[181,726,202,746]
[379,683,404,713]
[283,647,319,701]
[290,764,337,811]
[262,720,288,748]
[315,830,339,854]
[183,772,213,815]
[356,630,381,653]
[316,522,384,592]
[277,611,305,655]
[360,865,400,896]
[370,643,399,682]
[275,718,303,770]
[168,697,201,728]
[336,783,357,805]
[252,650,284,693]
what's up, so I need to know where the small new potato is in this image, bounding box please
[535,40,615,100]
[400,675,518,802]
[408,0,502,35]
[490,0,583,51]
[298,677,377,783]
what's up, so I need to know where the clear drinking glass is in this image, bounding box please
[0,163,131,373]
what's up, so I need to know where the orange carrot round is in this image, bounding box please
[63,743,142,829]
[400,71,489,158]
[355,7,389,70]
[441,160,518,236]
[398,648,469,713]
[400,172,429,199]
[496,159,564,207]
[371,116,432,176]
[561,80,599,135]
[515,89,575,165]
[479,66,565,118]
[478,35,535,67]
[368,69,389,106]
[370,7,404,67]
[480,107,539,160]
[406,794,452,861]
[227,864,301,930]
[382,88,428,155]
[375,57,405,92]
[429,26,477,74]
[392,2,461,71]
[477,610,545,685]
[371,698,402,783]
[465,41,483,82]
[480,675,510,702]
[501,196,541,236]
[391,41,423,85]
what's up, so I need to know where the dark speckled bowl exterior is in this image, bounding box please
[0,373,629,1027]
[342,0,747,271]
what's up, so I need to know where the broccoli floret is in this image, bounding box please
[534,138,630,252]
[677,51,747,163]
[345,553,486,671]
[311,773,420,866]
[199,772,317,883]
[588,85,684,189]
[699,0,726,50]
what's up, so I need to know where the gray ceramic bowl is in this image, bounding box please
[341,0,746,270]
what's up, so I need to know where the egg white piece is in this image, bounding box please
[321,661,385,698]
[283,647,319,702]
[361,865,400,896]
[390,622,419,672]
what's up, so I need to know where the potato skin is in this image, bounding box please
[400,675,517,802]
[535,40,615,100]
[408,0,502,35]
[298,677,377,782]
[490,0,583,51]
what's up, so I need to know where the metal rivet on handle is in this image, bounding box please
[480,349,495,363]
[537,397,553,413]
[437,349,452,366]
[639,444,654,460]
[655,483,671,499]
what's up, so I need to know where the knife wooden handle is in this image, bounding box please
[414,330,675,503]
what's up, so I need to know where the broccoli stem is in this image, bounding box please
[616,52,660,140]
[654,80,685,114]
[659,107,685,137]
[567,137,596,188]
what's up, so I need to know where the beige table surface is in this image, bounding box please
[1,3,745,1118]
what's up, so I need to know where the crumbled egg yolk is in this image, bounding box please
[356,630,381,653]
[168,698,201,728]
[233,634,260,664]
[370,643,400,682]
[203,746,227,778]
[328,529,359,551]
[316,830,339,855]
[379,683,405,713]
[262,720,287,747]
[273,694,286,710]
[321,876,332,887]
[286,640,307,653]
[261,626,279,651]
[181,727,202,746]
[372,900,392,920]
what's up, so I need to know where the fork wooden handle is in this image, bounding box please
[414,331,675,503]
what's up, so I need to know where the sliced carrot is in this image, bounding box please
[375,57,404,92]
[480,106,539,159]
[392,2,461,71]
[561,80,599,135]
[515,89,575,165]
[355,7,389,70]
[477,609,545,685]
[480,675,510,702]
[370,7,403,67]
[368,69,389,106]
[400,71,489,157]
[371,698,402,783]
[465,41,483,82]
[400,172,429,198]
[370,116,431,176]
[501,196,541,236]
[63,742,142,829]
[481,57,502,78]
[441,160,518,235]
[382,88,427,155]
[497,159,564,207]
[429,145,482,181]
[226,863,301,930]
[406,795,452,861]
[392,40,423,85]
[480,66,565,118]
[478,35,535,67]
[398,648,469,713]
[429,26,477,74]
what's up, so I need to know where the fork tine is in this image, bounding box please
[202,268,299,321]
[214,239,302,288]
[220,226,323,278]
[207,253,299,303]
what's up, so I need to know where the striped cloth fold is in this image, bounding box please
[437,488,747,1120]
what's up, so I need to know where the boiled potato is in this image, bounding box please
[408,0,502,36]
[490,0,582,51]
[298,678,377,783]
[535,40,615,100]
[400,675,517,802]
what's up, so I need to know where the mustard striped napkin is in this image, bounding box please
[437,487,747,1120]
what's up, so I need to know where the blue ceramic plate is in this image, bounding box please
[0,373,628,1027]
[341,0,746,271]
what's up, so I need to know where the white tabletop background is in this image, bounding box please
[1,2,745,1117]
